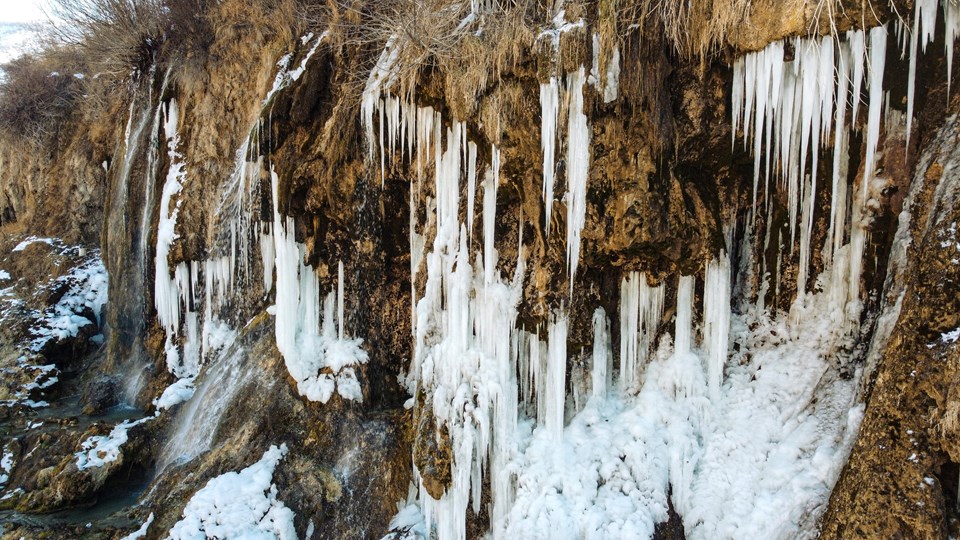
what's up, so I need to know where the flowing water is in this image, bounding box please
[157,335,261,470]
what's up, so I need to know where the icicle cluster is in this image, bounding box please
[363,63,600,536]
[537,66,593,290]
[154,99,203,379]
[904,0,960,148]
[589,32,620,103]
[618,272,664,392]
[153,34,329,393]
[732,26,887,319]
[702,254,731,401]
[271,170,368,404]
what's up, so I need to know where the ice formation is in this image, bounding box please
[618,272,665,392]
[271,170,368,403]
[166,444,297,540]
[27,254,108,353]
[591,308,611,401]
[731,26,887,321]
[0,446,13,487]
[152,377,196,411]
[589,32,620,103]
[91,8,946,538]
[153,98,205,380]
[540,77,559,237]
[361,73,542,539]
[902,0,960,148]
[564,67,590,288]
[120,513,154,540]
[702,254,731,401]
[149,35,334,409]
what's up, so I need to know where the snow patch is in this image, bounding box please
[166,444,297,540]
[121,513,154,540]
[75,417,152,470]
[153,377,196,410]
[28,254,108,353]
[12,236,55,252]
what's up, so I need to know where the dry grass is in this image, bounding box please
[301,0,539,107]
[618,0,753,58]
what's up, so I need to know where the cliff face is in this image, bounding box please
[0,0,958,539]
[821,113,960,539]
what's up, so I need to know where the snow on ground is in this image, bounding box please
[121,513,155,540]
[27,253,108,352]
[166,444,297,540]
[0,444,13,486]
[11,236,56,252]
[0,359,57,408]
[940,327,960,345]
[382,502,428,540]
[75,417,152,470]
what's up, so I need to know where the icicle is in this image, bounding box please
[864,26,887,198]
[732,56,745,148]
[591,308,611,400]
[338,260,345,340]
[467,141,478,240]
[540,78,560,237]
[565,67,590,291]
[907,0,939,151]
[702,255,731,401]
[546,312,568,441]
[260,228,275,294]
[604,46,620,103]
[362,35,401,184]
[826,42,852,268]
[797,174,814,299]
[619,273,640,388]
[618,272,664,391]
[946,0,960,96]
[483,147,500,285]
[849,30,866,126]
[675,276,694,357]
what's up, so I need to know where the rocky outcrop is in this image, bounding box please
[821,109,960,539]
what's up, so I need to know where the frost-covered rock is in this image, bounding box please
[166,444,297,540]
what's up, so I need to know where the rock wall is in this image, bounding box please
[1,0,959,538]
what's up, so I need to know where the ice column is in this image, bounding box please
[591,308,611,400]
[565,67,590,290]
[702,254,731,401]
[619,272,665,391]
[675,276,694,357]
[545,313,568,441]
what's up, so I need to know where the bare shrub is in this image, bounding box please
[0,48,85,141]
[47,0,166,80]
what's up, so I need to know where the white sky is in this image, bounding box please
[1,0,48,24]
